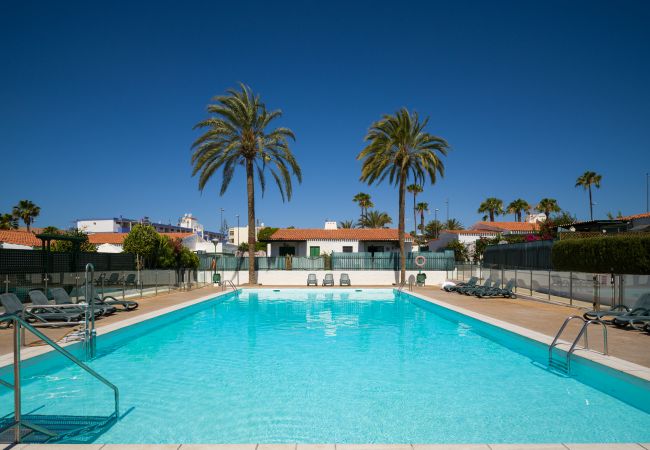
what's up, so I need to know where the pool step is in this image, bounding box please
[548,359,568,373]
[0,414,117,444]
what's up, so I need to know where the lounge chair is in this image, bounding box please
[123,273,138,287]
[105,273,120,285]
[94,273,106,286]
[458,278,492,296]
[307,273,318,286]
[444,276,477,292]
[416,273,427,286]
[477,279,516,298]
[584,293,650,322]
[51,287,117,315]
[0,293,81,324]
[82,283,138,311]
[322,273,334,286]
[340,273,351,286]
[471,278,500,296]
[28,289,104,317]
[611,308,650,330]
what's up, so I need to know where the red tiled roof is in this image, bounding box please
[442,229,499,235]
[471,221,539,232]
[620,212,650,220]
[267,228,412,241]
[0,230,42,247]
[88,232,194,245]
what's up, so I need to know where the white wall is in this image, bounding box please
[268,240,412,256]
[77,219,118,233]
[306,239,359,254]
[207,269,450,286]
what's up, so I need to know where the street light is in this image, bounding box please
[220,208,224,241]
[211,238,219,285]
[434,208,440,238]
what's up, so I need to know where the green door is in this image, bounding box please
[309,246,320,257]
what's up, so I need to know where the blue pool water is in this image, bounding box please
[1,288,649,443]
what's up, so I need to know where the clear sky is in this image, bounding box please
[1,0,649,233]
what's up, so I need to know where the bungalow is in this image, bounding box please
[0,230,41,249]
[428,221,539,254]
[87,232,237,253]
[265,222,413,257]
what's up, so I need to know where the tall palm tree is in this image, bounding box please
[339,220,356,229]
[191,83,301,284]
[12,200,40,232]
[407,184,423,235]
[443,218,463,230]
[536,198,561,220]
[357,108,449,283]
[506,199,531,222]
[0,213,19,230]
[359,210,393,228]
[353,193,374,227]
[575,171,602,221]
[416,201,429,234]
[477,197,504,222]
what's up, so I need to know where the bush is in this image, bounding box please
[552,235,650,274]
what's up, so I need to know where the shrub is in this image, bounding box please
[552,235,650,274]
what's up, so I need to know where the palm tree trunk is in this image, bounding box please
[588,185,593,221]
[420,210,424,236]
[413,193,417,236]
[246,158,257,285]
[489,211,494,222]
[398,174,406,284]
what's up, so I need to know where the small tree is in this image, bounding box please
[444,240,469,262]
[50,229,97,252]
[123,224,160,268]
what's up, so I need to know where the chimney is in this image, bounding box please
[324,221,338,230]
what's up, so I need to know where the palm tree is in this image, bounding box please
[575,171,602,221]
[536,198,561,220]
[191,83,301,284]
[357,108,449,283]
[416,202,428,234]
[353,193,374,227]
[0,213,18,230]
[407,184,423,235]
[506,199,531,222]
[339,220,356,229]
[443,218,463,230]
[359,210,393,228]
[12,200,40,232]
[477,197,504,222]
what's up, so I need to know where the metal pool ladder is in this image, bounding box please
[222,280,240,297]
[548,315,608,372]
[0,314,119,444]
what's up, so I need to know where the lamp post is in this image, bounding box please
[220,208,224,241]
[434,208,440,238]
[211,238,220,286]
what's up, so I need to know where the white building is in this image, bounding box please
[265,222,413,257]
[178,213,205,237]
[76,215,223,241]
[228,224,265,246]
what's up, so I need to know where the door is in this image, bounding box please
[309,246,321,257]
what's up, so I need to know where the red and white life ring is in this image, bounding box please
[415,255,426,268]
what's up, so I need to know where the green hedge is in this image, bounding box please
[552,235,650,274]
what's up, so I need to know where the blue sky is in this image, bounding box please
[1,0,649,233]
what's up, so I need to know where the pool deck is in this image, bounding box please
[2,286,650,449]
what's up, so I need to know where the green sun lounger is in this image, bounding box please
[39,289,106,317]
[611,308,650,330]
[307,273,317,286]
[477,279,516,298]
[584,293,650,322]
[51,287,117,315]
[1,292,81,324]
[340,273,351,286]
[460,278,494,296]
[444,276,477,292]
[322,273,334,286]
[81,283,138,311]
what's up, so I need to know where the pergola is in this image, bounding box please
[35,233,87,274]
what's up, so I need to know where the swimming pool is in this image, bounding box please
[1,288,649,443]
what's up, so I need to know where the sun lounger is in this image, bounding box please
[322,273,334,286]
[35,289,105,317]
[122,273,138,287]
[51,287,116,315]
[81,283,138,311]
[340,273,351,286]
[584,293,650,322]
[1,293,81,324]
[611,308,650,330]
[444,277,477,292]
[460,278,493,296]
[104,273,120,286]
[477,279,516,298]
[307,273,317,286]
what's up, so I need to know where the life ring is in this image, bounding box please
[415,255,426,268]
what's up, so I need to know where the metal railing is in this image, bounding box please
[549,315,608,372]
[0,314,119,443]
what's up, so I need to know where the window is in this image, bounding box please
[342,246,353,253]
[279,246,295,256]
[309,246,321,257]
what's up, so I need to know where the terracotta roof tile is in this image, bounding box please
[471,221,539,232]
[620,212,650,220]
[0,230,42,247]
[442,229,499,235]
[267,228,412,241]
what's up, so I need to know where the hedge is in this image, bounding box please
[552,235,650,274]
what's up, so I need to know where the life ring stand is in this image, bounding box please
[415,255,426,268]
